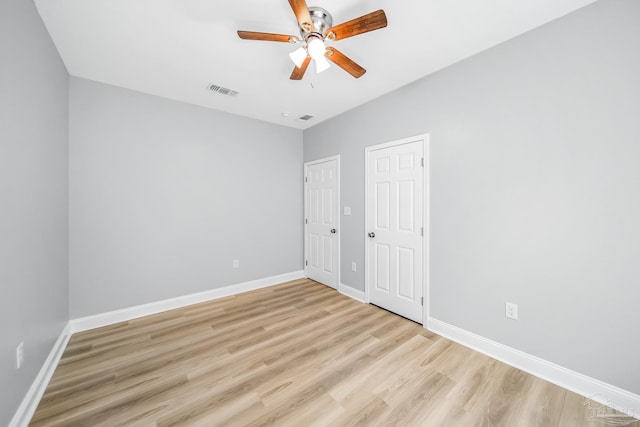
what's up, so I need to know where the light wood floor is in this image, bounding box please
[31,279,638,426]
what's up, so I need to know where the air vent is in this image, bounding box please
[299,115,314,121]
[207,84,239,97]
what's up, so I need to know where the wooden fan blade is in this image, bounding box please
[290,55,312,80]
[288,0,314,32]
[326,9,387,41]
[237,31,298,43]
[325,47,366,78]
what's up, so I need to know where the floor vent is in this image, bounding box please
[207,84,239,97]
[299,114,314,121]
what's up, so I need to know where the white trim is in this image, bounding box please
[70,270,304,333]
[364,134,429,324]
[303,155,340,290]
[423,135,431,325]
[338,283,366,303]
[10,323,72,427]
[427,317,640,418]
[364,141,370,305]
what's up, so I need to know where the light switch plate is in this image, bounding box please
[344,206,351,216]
[506,302,518,320]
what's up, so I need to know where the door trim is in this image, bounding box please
[364,134,429,325]
[304,155,341,289]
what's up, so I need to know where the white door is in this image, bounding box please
[305,157,339,289]
[366,136,425,323]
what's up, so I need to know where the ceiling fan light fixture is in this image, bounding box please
[237,3,387,80]
[307,37,326,61]
[315,55,331,74]
[289,47,307,68]
[306,36,330,74]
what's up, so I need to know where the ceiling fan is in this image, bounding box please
[237,0,388,80]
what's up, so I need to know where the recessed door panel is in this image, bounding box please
[375,243,390,292]
[376,182,390,230]
[398,180,415,233]
[323,236,333,273]
[322,188,333,225]
[310,188,320,224]
[310,234,320,268]
[398,152,415,171]
[376,157,390,174]
[397,247,415,300]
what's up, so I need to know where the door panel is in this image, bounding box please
[367,138,424,323]
[375,243,391,292]
[310,234,320,268]
[322,236,333,272]
[305,158,339,289]
[375,182,390,229]
[398,180,415,232]
[397,246,415,299]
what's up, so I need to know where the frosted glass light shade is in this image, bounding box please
[307,38,326,60]
[289,47,307,68]
[315,55,331,73]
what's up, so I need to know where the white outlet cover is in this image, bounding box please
[233,259,239,268]
[351,262,356,272]
[506,302,519,320]
[344,206,351,216]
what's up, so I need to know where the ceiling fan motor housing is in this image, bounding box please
[300,7,333,40]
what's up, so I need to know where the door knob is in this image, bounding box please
[368,232,375,238]
[330,228,336,234]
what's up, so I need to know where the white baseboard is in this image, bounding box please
[339,283,366,303]
[70,270,305,333]
[10,322,72,427]
[427,317,640,419]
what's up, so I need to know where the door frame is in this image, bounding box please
[304,155,341,289]
[364,134,430,325]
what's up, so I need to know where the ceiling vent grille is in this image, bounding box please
[299,115,314,121]
[207,84,239,97]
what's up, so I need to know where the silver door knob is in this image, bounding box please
[330,228,336,234]
[368,232,375,238]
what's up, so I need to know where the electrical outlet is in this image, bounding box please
[16,342,24,369]
[505,302,518,320]
[351,262,356,272]
[233,259,239,269]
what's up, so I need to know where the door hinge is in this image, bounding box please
[305,176,308,183]
[305,260,308,266]
[421,227,424,236]
[421,297,424,306]
[421,157,424,167]
[305,218,308,225]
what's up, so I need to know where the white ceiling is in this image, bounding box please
[34,0,596,130]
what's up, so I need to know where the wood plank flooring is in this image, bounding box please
[31,279,638,426]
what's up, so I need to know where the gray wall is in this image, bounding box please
[69,78,303,318]
[0,0,69,424]
[304,0,640,395]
